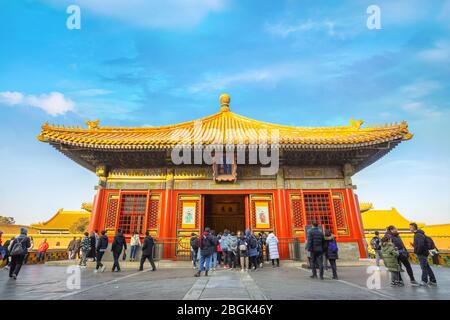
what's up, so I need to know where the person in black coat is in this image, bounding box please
[385,225,418,286]
[95,230,109,272]
[139,231,156,271]
[111,229,127,272]
[2,237,14,268]
[195,227,215,277]
[8,228,31,280]
[190,233,199,268]
[307,222,325,280]
[88,231,97,261]
[324,229,339,279]
[410,223,437,285]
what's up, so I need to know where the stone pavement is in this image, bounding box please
[0,262,448,300]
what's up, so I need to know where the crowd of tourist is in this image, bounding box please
[0,228,157,279]
[0,222,440,288]
[189,228,280,277]
[369,222,438,287]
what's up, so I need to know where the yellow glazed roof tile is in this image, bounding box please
[30,208,91,231]
[361,207,412,230]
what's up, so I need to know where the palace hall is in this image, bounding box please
[37,94,412,259]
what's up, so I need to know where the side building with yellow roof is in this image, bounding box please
[30,206,91,234]
[360,203,450,253]
[1,204,91,250]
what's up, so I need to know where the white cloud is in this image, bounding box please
[418,40,450,63]
[0,91,74,116]
[401,102,442,118]
[265,19,338,38]
[265,20,317,38]
[72,89,113,97]
[0,91,24,105]
[187,64,298,93]
[400,80,442,99]
[47,0,227,29]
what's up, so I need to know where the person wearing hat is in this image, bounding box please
[8,228,31,280]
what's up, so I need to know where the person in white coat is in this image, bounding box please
[266,231,280,268]
[130,231,141,262]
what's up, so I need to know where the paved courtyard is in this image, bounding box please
[0,262,448,300]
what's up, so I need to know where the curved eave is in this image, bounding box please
[39,134,409,150]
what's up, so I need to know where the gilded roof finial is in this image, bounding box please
[86,119,100,129]
[219,93,230,112]
[349,118,364,129]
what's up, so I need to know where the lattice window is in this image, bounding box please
[291,198,304,229]
[118,194,147,234]
[333,198,346,228]
[105,196,119,229]
[147,198,160,230]
[332,194,349,235]
[304,193,335,233]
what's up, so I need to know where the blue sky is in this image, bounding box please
[0,0,449,225]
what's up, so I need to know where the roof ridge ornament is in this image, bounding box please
[219,93,230,112]
[349,118,364,129]
[86,119,100,129]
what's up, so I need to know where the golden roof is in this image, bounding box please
[361,207,426,231]
[30,208,91,231]
[362,203,450,250]
[0,224,39,235]
[37,94,412,150]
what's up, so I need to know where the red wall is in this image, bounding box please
[90,187,367,259]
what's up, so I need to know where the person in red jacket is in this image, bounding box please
[37,239,49,263]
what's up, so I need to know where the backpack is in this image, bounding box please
[239,242,247,251]
[190,237,199,251]
[328,240,338,253]
[370,237,381,250]
[199,235,208,249]
[229,238,237,251]
[424,235,435,251]
[249,236,257,249]
[10,238,26,256]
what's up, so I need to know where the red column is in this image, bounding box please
[160,188,174,259]
[89,186,105,232]
[346,188,367,258]
[275,189,290,259]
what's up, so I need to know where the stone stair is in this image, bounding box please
[45,259,194,269]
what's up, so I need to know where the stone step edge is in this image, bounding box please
[45,259,375,268]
